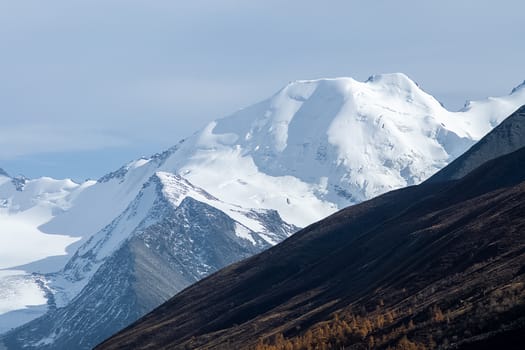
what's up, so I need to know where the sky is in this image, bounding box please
[0,0,524,181]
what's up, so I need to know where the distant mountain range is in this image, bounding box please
[96,104,525,350]
[1,74,525,349]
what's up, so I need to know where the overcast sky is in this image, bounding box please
[1,0,524,181]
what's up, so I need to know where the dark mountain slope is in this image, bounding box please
[428,105,525,183]
[97,145,525,350]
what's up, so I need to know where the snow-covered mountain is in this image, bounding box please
[2,173,295,349]
[1,73,525,349]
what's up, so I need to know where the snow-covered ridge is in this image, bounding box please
[156,171,295,242]
[41,171,295,311]
[511,80,525,95]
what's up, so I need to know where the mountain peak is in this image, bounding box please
[511,80,525,95]
[284,73,421,98]
[0,167,9,178]
[366,72,418,87]
[200,73,525,213]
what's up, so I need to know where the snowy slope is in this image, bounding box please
[0,174,92,271]
[0,271,48,334]
[1,73,525,344]
[0,173,93,333]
